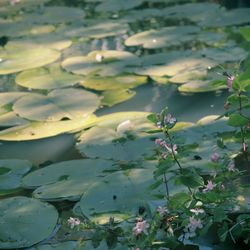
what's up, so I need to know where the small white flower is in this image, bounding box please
[95,54,103,62]
[190,208,205,216]
[116,120,134,134]
[152,39,157,43]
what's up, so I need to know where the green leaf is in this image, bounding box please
[213,207,227,222]
[147,113,158,124]
[227,114,249,127]
[169,192,191,210]
[0,167,10,175]
[218,222,229,242]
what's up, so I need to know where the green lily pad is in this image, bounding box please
[239,26,250,42]
[95,0,144,12]
[80,75,147,90]
[65,21,129,39]
[125,25,200,49]
[178,80,227,93]
[76,169,182,223]
[77,112,157,161]
[0,196,58,249]
[13,88,101,122]
[8,33,72,51]
[0,159,32,196]
[23,6,85,24]
[199,8,250,27]
[0,115,96,141]
[0,92,29,110]
[16,64,83,90]
[136,57,216,77]
[0,19,55,38]
[62,50,141,77]
[0,111,30,128]
[101,89,136,107]
[0,46,60,75]
[22,159,115,201]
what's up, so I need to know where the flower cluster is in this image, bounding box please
[184,216,203,238]
[67,217,81,229]
[133,218,150,236]
[155,138,177,158]
[156,113,177,129]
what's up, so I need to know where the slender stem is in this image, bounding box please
[164,129,183,171]
[163,173,169,200]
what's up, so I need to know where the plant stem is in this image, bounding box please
[163,173,170,200]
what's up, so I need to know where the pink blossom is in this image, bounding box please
[164,114,177,126]
[184,216,203,238]
[210,152,219,162]
[67,217,81,229]
[10,0,20,5]
[164,144,177,155]
[203,180,216,193]
[133,219,150,236]
[227,75,234,92]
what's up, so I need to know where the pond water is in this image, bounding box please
[0,0,250,249]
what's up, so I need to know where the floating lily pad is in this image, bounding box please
[77,112,157,161]
[16,64,83,90]
[8,34,72,51]
[0,115,96,141]
[13,88,100,122]
[101,89,136,107]
[62,50,141,76]
[80,75,147,90]
[0,46,60,75]
[24,6,85,24]
[0,159,32,196]
[0,20,55,38]
[76,169,183,223]
[239,26,250,42]
[95,0,144,12]
[136,57,216,77]
[0,196,58,249]
[0,111,30,128]
[0,92,29,110]
[65,21,129,39]
[125,26,200,49]
[22,159,115,201]
[178,80,227,93]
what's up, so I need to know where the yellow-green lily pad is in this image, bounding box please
[101,89,136,107]
[16,64,83,90]
[12,88,101,122]
[80,75,147,90]
[0,115,96,141]
[0,46,60,75]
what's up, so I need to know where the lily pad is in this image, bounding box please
[77,112,157,161]
[95,0,144,12]
[62,50,141,77]
[125,25,201,49]
[0,111,30,128]
[77,169,182,223]
[80,75,147,90]
[8,34,72,51]
[178,80,227,93]
[239,26,250,42]
[0,92,29,110]
[0,196,58,249]
[16,64,83,90]
[0,46,60,75]
[22,159,115,201]
[65,21,129,39]
[101,89,136,107]
[0,159,32,196]
[13,88,101,122]
[0,115,96,141]
[24,6,85,24]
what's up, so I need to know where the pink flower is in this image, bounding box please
[210,152,219,162]
[203,180,216,193]
[227,75,234,92]
[164,114,177,126]
[67,217,81,229]
[164,144,177,155]
[133,219,150,236]
[184,216,203,238]
[10,0,20,5]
